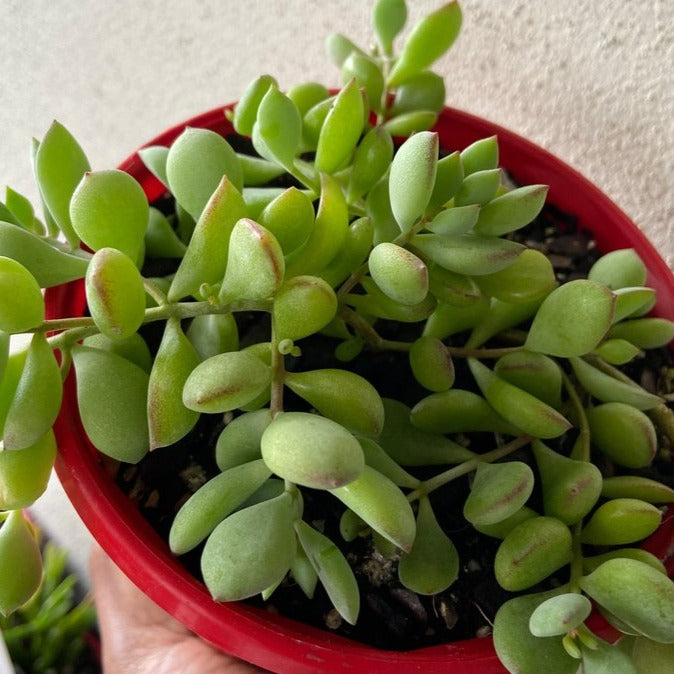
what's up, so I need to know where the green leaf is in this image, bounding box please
[410,232,524,275]
[493,590,578,674]
[580,635,639,674]
[238,153,286,186]
[583,548,667,576]
[347,276,436,323]
[368,242,428,305]
[601,475,674,504]
[347,126,394,204]
[169,177,247,301]
[83,333,152,373]
[410,388,517,435]
[588,249,647,289]
[593,338,641,365]
[579,558,674,642]
[609,318,674,349]
[257,187,315,255]
[464,462,535,527]
[137,145,169,186]
[428,151,463,210]
[342,53,384,111]
[0,430,56,510]
[166,127,242,221]
[426,204,480,235]
[529,593,592,637]
[399,497,459,594]
[35,120,90,247]
[383,111,438,136]
[532,440,602,525]
[388,1,462,86]
[477,248,557,303]
[287,81,330,117]
[169,459,272,555]
[494,350,563,409]
[85,248,146,339]
[287,369,384,438]
[320,216,374,288]
[219,219,285,303]
[474,184,548,236]
[201,493,296,601]
[0,222,90,288]
[290,544,319,599]
[358,437,420,489]
[391,71,446,116]
[182,350,271,414]
[232,75,277,137]
[215,409,271,471]
[631,637,674,673]
[466,296,542,348]
[379,398,475,465]
[525,280,616,356]
[147,319,200,450]
[427,264,482,306]
[186,312,239,361]
[295,520,360,624]
[372,0,407,55]
[468,358,571,439]
[261,412,364,489]
[586,402,656,468]
[409,336,454,392]
[453,168,501,206]
[495,516,572,591]
[473,506,538,540]
[612,287,656,323]
[0,510,43,616]
[144,207,186,258]
[460,136,499,176]
[253,86,302,169]
[315,79,365,174]
[72,345,150,463]
[326,33,365,68]
[388,131,438,233]
[5,186,35,231]
[580,499,662,546]
[273,275,338,341]
[329,465,416,552]
[70,169,149,261]
[0,256,44,333]
[2,333,61,451]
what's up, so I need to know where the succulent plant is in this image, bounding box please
[1,0,673,671]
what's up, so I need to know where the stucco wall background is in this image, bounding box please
[1,0,672,580]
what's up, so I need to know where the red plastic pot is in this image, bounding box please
[48,106,674,673]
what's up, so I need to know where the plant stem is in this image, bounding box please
[143,278,168,306]
[568,522,585,594]
[269,318,285,418]
[337,306,411,352]
[561,370,591,462]
[445,345,524,359]
[407,435,533,502]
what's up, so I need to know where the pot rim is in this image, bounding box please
[49,104,674,674]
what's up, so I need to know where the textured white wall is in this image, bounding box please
[1,0,672,578]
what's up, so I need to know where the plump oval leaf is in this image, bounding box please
[186,312,239,361]
[529,593,592,637]
[147,319,200,450]
[144,207,186,258]
[474,185,548,236]
[169,177,247,301]
[285,369,384,438]
[295,519,360,624]
[0,222,90,288]
[233,75,277,136]
[399,497,459,595]
[83,333,152,373]
[85,248,145,339]
[609,318,674,349]
[0,256,44,333]
[580,559,674,642]
[388,1,462,86]
[329,465,416,552]
[170,459,272,555]
[588,249,647,289]
[369,242,428,305]
[460,136,499,176]
[526,280,615,356]
[2,333,61,451]
[261,412,364,489]
[468,359,571,439]
[166,127,242,220]
[409,336,455,392]
[258,187,315,254]
[273,275,337,341]
[216,409,272,471]
[383,111,437,136]
[453,168,501,206]
[35,121,90,247]
[495,516,573,591]
[253,86,302,169]
[201,492,296,601]
[601,475,674,504]
[347,126,394,204]
[0,510,43,616]
[586,402,656,468]
[388,131,438,233]
[494,351,563,409]
[137,145,169,187]
[342,53,384,111]
[464,461,535,527]
[70,169,149,261]
[72,345,149,463]
[580,498,662,546]
[182,350,271,414]
[320,216,374,288]
[372,0,407,55]
[0,430,57,510]
[358,438,420,489]
[391,71,446,117]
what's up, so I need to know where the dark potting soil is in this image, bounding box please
[118,168,674,651]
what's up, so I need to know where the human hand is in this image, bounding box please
[90,545,264,673]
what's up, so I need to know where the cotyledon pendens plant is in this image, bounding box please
[1,1,674,671]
